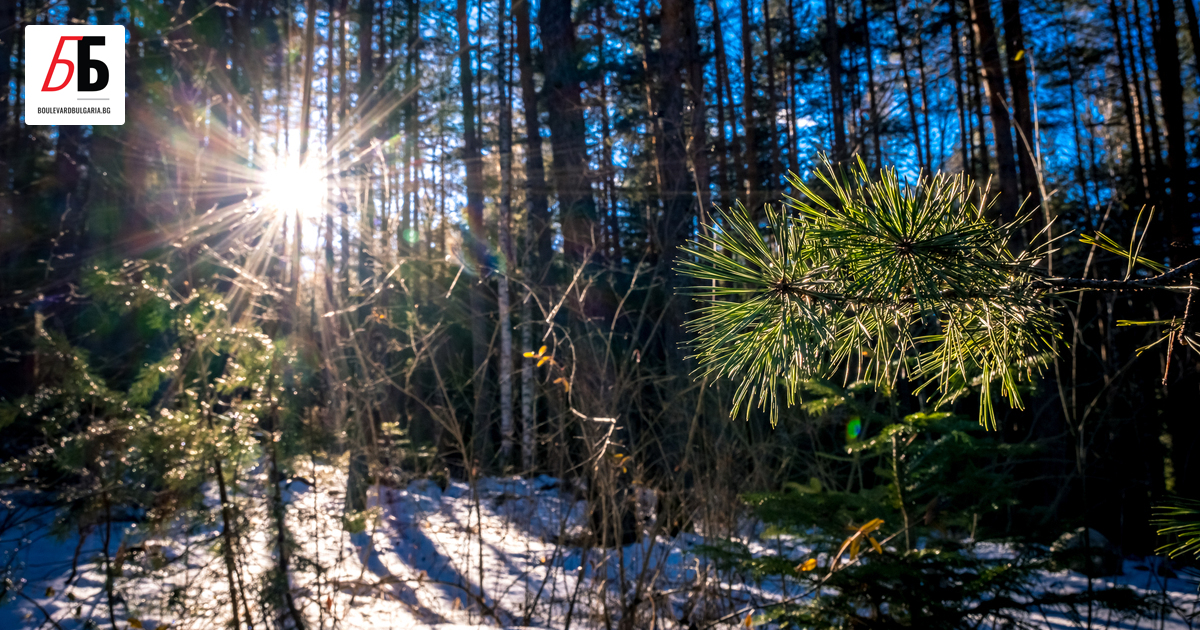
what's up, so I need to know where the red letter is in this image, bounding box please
[41,36,82,92]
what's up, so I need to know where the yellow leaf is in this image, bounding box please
[1014,49,1025,61]
[860,518,885,535]
[523,352,537,358]
[849,537,861,560]
[798,558,817,572]
[833,532,858,567]
[869,536,884,554]
[743,612,755,627]
[129,619,144,629]
[537,345,547,356]
[537,356,551,367]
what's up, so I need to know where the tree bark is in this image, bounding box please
[740,0,762,209]
[516,0,546,474]
[458,0,493,467]
[517,0,552,273]
[598,8,620,259]
[1000,0,1040,211]
[864,0,882,170]
[358,0,374,95]
[1183,0,1200,80]
[1108,0,1149,201]
[1132,0,1165,178]
[950,0,972,174]
[825,0,846,162]
[762,0,781,193]
[539,0,596,264]
[890,0,926,172]
[710,0,741,208]
[659,0,693,257]
[967,0,1020,222]
[294,0,318,313]
[1152,0,1190,249]
[497,0,516,468]
[686,0,711,215]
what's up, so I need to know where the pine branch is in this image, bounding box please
[1032,258,1200,291]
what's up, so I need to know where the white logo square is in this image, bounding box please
[24,25,125,126]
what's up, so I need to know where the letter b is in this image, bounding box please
[77,36,108,91]
[41,36,81,92]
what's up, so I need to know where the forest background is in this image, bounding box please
[0,0,1199,617]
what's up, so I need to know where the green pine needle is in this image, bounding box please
[677,157,1059,427]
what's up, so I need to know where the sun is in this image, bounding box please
[260,161,327,218]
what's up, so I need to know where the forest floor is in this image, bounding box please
[1,464,1198,629]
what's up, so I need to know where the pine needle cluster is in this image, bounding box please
[678,157,1059,427]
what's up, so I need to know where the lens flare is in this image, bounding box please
[261,162,326,218]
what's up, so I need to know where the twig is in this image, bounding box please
[16,590,67,630]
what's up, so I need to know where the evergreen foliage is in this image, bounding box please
[699,395,1152,629]
[680,158,1059,427]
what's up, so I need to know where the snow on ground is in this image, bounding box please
[1,466,1197,629]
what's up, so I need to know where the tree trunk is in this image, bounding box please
[967,0,1020,222]
[516,0,546,473]
[825,0,846,162]
[950,0,972,174]
[539,0,596,264]
[740,0,761,210]
[710,0,742,208]
[598,7,620,259]
[1152,0,1188,235]
[497,0,516,468]
[359,0,375,96]
[402,0,419,258]
[761,0,781,193]
[913,13,933,169]
[1108,0,1149,201]
[890,0,925,172]
[686,0,711,215]
[864,0,882,170]
[459,0,492,467]
[1000,0,1040,211]
[1183,0,1200,80]
[659,0,693,255]
[638,0,666,204]
[293,0,318,315]
[516,0,551,272]
[1132,0,1165,177]
[966,12,990,178]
